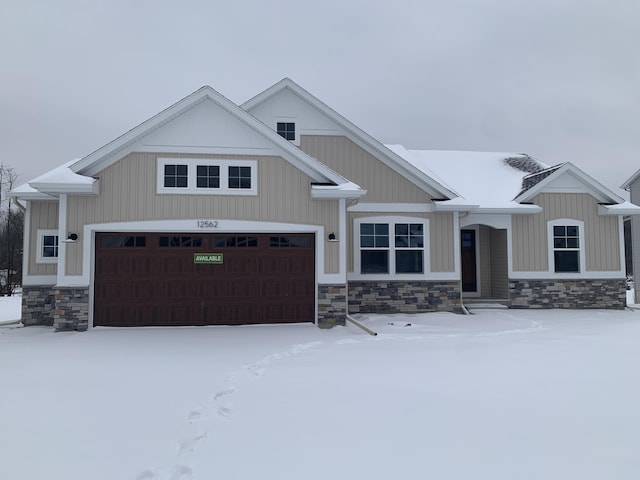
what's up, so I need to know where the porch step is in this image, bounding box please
[464,299,511,311]
[465,303,509,311]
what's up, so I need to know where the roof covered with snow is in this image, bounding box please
[386,146,549,212]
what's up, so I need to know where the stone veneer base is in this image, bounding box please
[509,278,626,309]
[53,287,90,331]
[347,280,463,315]
[21,286,56,326]
[318,285,347,328]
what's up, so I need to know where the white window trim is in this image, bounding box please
[353,216,430,280]
[275,117,298,145]
[547,218,586,276]
[157,158,258,196]
[36,229,59,264]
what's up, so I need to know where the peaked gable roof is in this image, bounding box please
[70,85,359,193]
[242,78,457,199]
[514,162,626,204]
[621,168,640,191]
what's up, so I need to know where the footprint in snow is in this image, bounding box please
[187,409,201,423]
[178,432,207,455]
[170,465,192,480]
[213,386,236,400]
[217,406,233,417]
[135,468,157,480]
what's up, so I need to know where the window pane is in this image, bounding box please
[395,235,409,248]
[375,224,389,236]
[553,226,566,236]
[395,224,408,236]
[361,235,374,248]
[164,177,176,188]
[43,247,56,257]
[396,251,423,273]
[360,224,374,235]
[567,226,578,237]
[410,236,424,248]
[410,224,423,236]
[566,238,578,248]
[555,251,579,272]
[176,177,188,188]
[177,165,187,176]
[554,238,566,248]
[229,166,239,177]
[165,165,175,175]
[377,235,389,248]
[228,177,239,189]
[361,251,388,274]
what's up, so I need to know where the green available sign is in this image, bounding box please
[194,253,223,264]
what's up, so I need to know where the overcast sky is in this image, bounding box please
[2,0,638,197]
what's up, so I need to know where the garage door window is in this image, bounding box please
[159,236,203,247]
[100,235,146,248]
[215,236,258,247]
[270,236,312,248]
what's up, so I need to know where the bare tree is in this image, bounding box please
[0,165,23,295]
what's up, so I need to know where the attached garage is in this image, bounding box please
[94,232,316,327]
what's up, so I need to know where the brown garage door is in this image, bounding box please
[94,233,315,327]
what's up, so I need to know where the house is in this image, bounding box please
[621,170,640,303]
[10,78,639,331]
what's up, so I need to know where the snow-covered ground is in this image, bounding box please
[1,296,640,480]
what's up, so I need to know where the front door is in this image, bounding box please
[461,230,477,292]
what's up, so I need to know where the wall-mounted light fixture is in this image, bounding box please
[328,232,338,242]
[63,233,79,243]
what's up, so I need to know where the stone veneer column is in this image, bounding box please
[21,286,56,326]
[509,279,626,309]
[53,287,90,331]
[317,285,347,328]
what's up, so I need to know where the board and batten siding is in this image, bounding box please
[28,201,59,277]
[347,211,455,274]
[300,135,432,203]
[65,152,340,276]
[512,193,620,272]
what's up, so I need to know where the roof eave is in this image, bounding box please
[598,203,640,216]
[28,179,100,196]
[310,186,368,200]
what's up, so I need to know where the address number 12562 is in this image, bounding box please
[197,220,219,229]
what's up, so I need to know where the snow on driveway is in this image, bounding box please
[1,301,639,480]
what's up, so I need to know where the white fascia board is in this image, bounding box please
[516,162,624,204]
[348,203,434,213]
[621,168,640,190]
[472,205,542,214]
[28,179,100,195]
[598,202,640,216]
[8,190,56,201]
[243,79,457,199]
[310,186,367,199]
[432,201,480,212]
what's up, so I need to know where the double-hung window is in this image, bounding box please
[358,219,426,275]
[36,230,59,263]
[548,219,584,274]
[553,225,580,272]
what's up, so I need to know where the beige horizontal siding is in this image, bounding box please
[28,201,59,277]
[512,193,620,272]
[300,135,432,203]
[66,152,340,276]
